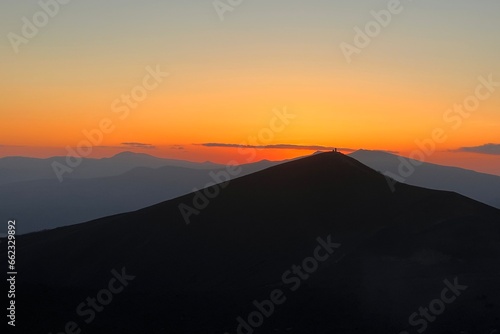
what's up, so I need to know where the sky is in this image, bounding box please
[1,0,499,175]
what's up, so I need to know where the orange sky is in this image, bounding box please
[1,1,499,175]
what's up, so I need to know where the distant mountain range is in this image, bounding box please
[349,150,500,209]
[4,152,500,333]
[0,155,281,234]
[0,151,222,185]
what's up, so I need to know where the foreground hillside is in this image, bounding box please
[4,152,500,333]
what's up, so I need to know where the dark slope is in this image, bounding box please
[5,152,500,333]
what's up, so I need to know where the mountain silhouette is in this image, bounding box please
[350,149,500,209]
[5,152,500,333]
[0,151,223,185]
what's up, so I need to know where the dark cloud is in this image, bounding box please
[169,145,185,150]
[453,143,500,155]
[121,142,156,149]
[94,146,125,149]
[199,143,357,152]
[94,143,156,149]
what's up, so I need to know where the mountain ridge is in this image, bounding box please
[350,149,500,209]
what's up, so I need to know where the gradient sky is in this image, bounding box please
[1,0,499,174]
